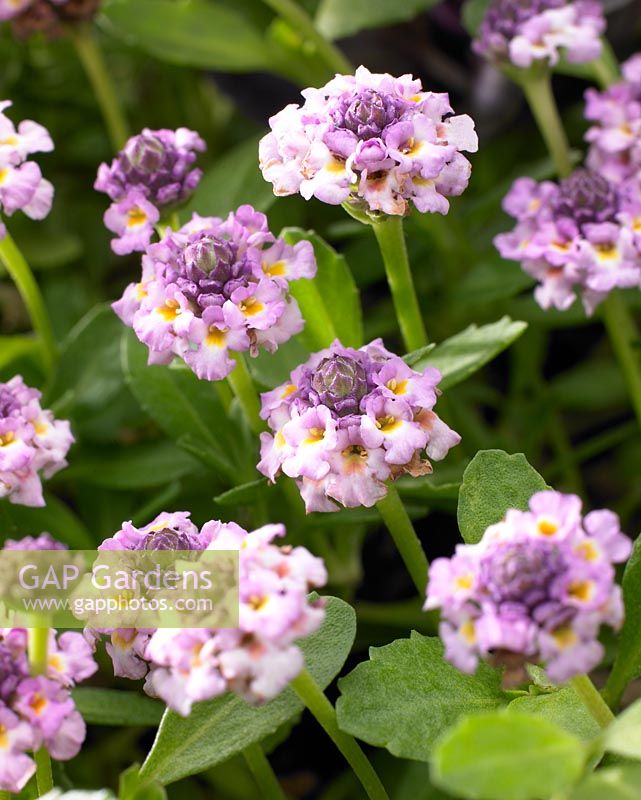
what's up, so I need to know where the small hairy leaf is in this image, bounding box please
[336,633,509,761]
[457,449,547,544]
[431,712,586,800]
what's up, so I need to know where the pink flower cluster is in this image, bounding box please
[0,101,53,239]
[94,512,327,715]
[495,169,641,314]
[95,127,205,255]
[113,206,315,381]
[259,66,478,216]
[258,340,460,512]
[585,55,641,184]
[473,0,604,68]
[0,537,96,793]
[425,491,630,685]
[0,376,73,506]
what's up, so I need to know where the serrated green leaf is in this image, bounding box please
[121,331,237,481]
[604,536,641,709]
[431,711,586,800]
[316,0,440,39]
[508,687,601,741]
[336,633,509,761]
[569,766,641,800]
[457,450,547,544]
[414,317,527,391]
[604,697,641,759]
[73,688,164,727]
[101,0,271,71]
[140,596,356,785]
[282,228,363,350]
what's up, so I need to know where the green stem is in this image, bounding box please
[376,484,429,595]
[260,0,351,75]
[519,69,572,178]
[290,669,389,800]
[0,228,57,373]
[227,353,265,436]
[569,674,614,729]
[28,627,54,796]
[243,742,287,800]
[601,291,641,432]
[372,216,428,353]
[591,41,621,89]
[70,23,129,151]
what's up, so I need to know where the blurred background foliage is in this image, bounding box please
[2,0,641,797]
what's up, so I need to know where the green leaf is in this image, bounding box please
[0,494,94,548]
[214,478,269,507]
[336,633,509,761]
[101,0,271,71]
[45,304,125,418]
[508,687,601,741]
[316,0,440,39]
[604,697,641,760]
[462,0,491,35]
[120,764,166,800]
[140,595,356,785]
[457,449,547,545]
[282,229,363,349]
[182,136,275,219]
[121,331,237,481]
[73,688,164,727]
[413,317,528,391]
[604,536,641,708]
[431,712,586,800]
[569,766,641,800]
[0,335,41,372]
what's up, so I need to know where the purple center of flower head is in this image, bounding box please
[123,134,166,175]
[480,539,567,609]
[480,0,564,42]
[332,89,406,140]
[0,386,19,418]
[142,527,195,550]
[170,233,239,313]
[553,169,619,227]
[309,355,371,416]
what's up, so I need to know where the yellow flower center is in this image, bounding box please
[239,296,264,317]
[304,427,325,445]
[157,299,180,321]
[376,415,401,433]
[552,625,577,649]
[386,378,408,395]
[248,595,269,611]
[0,432,15,447]
[460,620,476,645]
[126,206,148,228]
[205,327,226,347]
[568,580,594,603]
[263,259,286,277]
[537,519,558,536]
[0,168,8,186]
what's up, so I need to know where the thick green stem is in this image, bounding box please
[290,669,389,800]
[0,229,57,373]
[372,216,428,353]
[591,41,621,89]
[28,627,54,796]
[376,484,429,595]
[519,70,572,178]
[70,23,129,151]
[569,674,614,729]
[260,0,351,75]
[243,742,287,800]
[227,353,265,436]
[601,291,641,432]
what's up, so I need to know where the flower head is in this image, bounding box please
[0,627,96,792]
[3,532,66,550]
[0,376,73,507]
[259,66,478,217]
[495,169,641,314]
[473,0,604,68]
[113,206,316,380]
[94,513,327,716]
[95,128,205,254]
[0,0,100,38]
[257,340,460,512]
[425,490,630,685]
[585,54,641,185]
[0,100,53,238]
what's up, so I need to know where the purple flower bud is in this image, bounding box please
[311,355,370,416]
[142,527,195,550]
[123,133,166,175]
[477,0,563,54]
[336,89,404,140]
[183,235,234,283]
[554,169,619,227]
